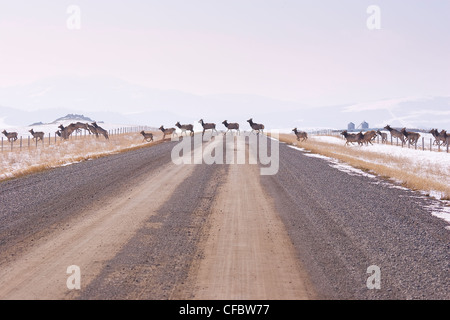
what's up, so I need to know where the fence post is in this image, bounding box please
[422,137,424,151]
[20,136,22,151]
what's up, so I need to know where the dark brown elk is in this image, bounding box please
[401,128,420,145]
[91,122,109,140]
[159,125,178,139]
[340,130,363,146]
[58,124,78,138]
[57,125,71,140]
[175,122,194,136]
[444,131,450,146]
[292,128,308,141]
[247,118,265,135]
[436,130,449,146]
[29,129,45,141]
[384,125,405,144]
[222,120,240,135]
[429,129,447,146]
[86,123,98,137]
[198,119,217,136]
[70,122,90,134]
[2,130,18,142]
[360,130,377,145]
[140,131,154,142]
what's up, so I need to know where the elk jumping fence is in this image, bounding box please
[1,126,152,153]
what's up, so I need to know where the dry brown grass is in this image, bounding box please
[275,133,450,200]
[0,131,163,182]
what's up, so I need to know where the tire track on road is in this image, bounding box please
[0,141,194,299]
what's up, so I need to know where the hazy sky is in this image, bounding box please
[0,0,449,107]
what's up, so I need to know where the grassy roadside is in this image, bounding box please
[274,133,450,201]
[0,131,165,182]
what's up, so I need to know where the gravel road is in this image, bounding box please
[0,140,176,262]
[261,141,449,299]
[0,135,448,299]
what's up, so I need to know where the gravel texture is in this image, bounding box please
[0,141,176,262]
[261,141,449,299]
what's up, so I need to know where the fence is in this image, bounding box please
[321,130,450,153]
[1,126,153,153]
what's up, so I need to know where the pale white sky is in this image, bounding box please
[0,0,449,108]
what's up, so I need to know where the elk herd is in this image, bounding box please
[139,118,267,142]
[1,122,110,143]
[339,125,449,148]
[3,119,449,151]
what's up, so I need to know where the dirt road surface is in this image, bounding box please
[0,135,448,300]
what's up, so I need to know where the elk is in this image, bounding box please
[198,119,217,136]
[360,130,377,146]
[444,132,450,147]
[401,128,420,145]
[58,124,76,137]
[29,129,45,141]
[384,125,405,144]
[2,130,18,142]
[222,120,240,135]
[86,123,98,137]
[292,128,308,141]
[91,122,109,140]
[175,122,194,136]
[140,131,154,142]
[159,125,178,139]
[247,118,265,135]
[429,129,447,146]
[376,130,388,144]
[57,125,71,140]
[340,130,363,146]
[72,122,90,134]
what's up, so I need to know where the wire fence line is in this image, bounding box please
[1,126,153,153]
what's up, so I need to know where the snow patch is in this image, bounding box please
[303,152,377,179]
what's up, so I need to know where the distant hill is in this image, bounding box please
[51,114,95,124]
[29,121,45,126]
